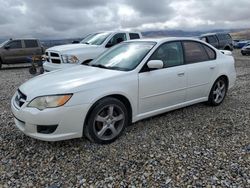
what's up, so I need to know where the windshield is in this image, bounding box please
[80,32,110,45]
[80,33,97,43]
[0,40,9,47]
[90,41,156,71]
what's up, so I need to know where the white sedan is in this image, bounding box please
[11,38,236,144]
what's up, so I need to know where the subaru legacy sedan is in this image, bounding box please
[11,38,236,144]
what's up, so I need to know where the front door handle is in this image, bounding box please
[210,66,216,70]
[177,72,185,77]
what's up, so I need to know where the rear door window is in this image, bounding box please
[24,40,38,48]
[129,33,140,40]
[217,34,226,41]
[207,36,218,43]
[203,45,216,60]
[183,41,209,63]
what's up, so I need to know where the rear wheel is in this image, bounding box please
[84,97,128,144]
[207,77,227,106]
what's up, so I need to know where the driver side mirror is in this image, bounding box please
[4,45,10,50]
[147,60,164,70]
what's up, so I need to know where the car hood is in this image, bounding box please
[47,44,99,53]
[19,66,125,101]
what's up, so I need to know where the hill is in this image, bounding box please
[230,29,250,40]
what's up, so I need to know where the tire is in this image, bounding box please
[0,58,2,70]
[84,97,128,144]
[29,66,37,75]
[39,67,44,74]
[207,77,228,106]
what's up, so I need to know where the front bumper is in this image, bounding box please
[43,61,78,72]
[11,94,90,141]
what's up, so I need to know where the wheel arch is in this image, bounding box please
[214,75,229,89]
[83,94,133,135]
[224,45,231,51]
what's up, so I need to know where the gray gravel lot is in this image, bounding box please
[0,51,250,187]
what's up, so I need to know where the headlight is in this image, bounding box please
[27,94,72,110]
[61,55,79,64]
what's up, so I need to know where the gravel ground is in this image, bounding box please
[0,51,250,187]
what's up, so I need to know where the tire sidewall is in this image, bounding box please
[85,97,128,144]
[208,78,228,106]
[29,66,37,75]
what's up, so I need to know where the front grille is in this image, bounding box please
[45,51,62,64]
[50,52,59,57]
[15,89,27,108]
[51,59,61,64]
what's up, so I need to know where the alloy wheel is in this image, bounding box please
[213,80,226,104]
[93,104,125,141]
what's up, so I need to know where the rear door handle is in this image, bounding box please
[177,72,185,77]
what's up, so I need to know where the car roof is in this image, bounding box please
[201,32,230,37]
[93,31,141,34]
[10,38,39,41]
[124,37,202,44]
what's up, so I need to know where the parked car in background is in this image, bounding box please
[0,38,44,69]
[200,33,233,51]
[233,39,242,48]
[234,40,250,49]
[43,31,142,72]
[12,38,236,144]
[241,43,250,55]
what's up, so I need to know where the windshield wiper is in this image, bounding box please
[91,64,109,69]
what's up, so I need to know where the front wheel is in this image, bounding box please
[207,78,227,106]
[84,97,128,144]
